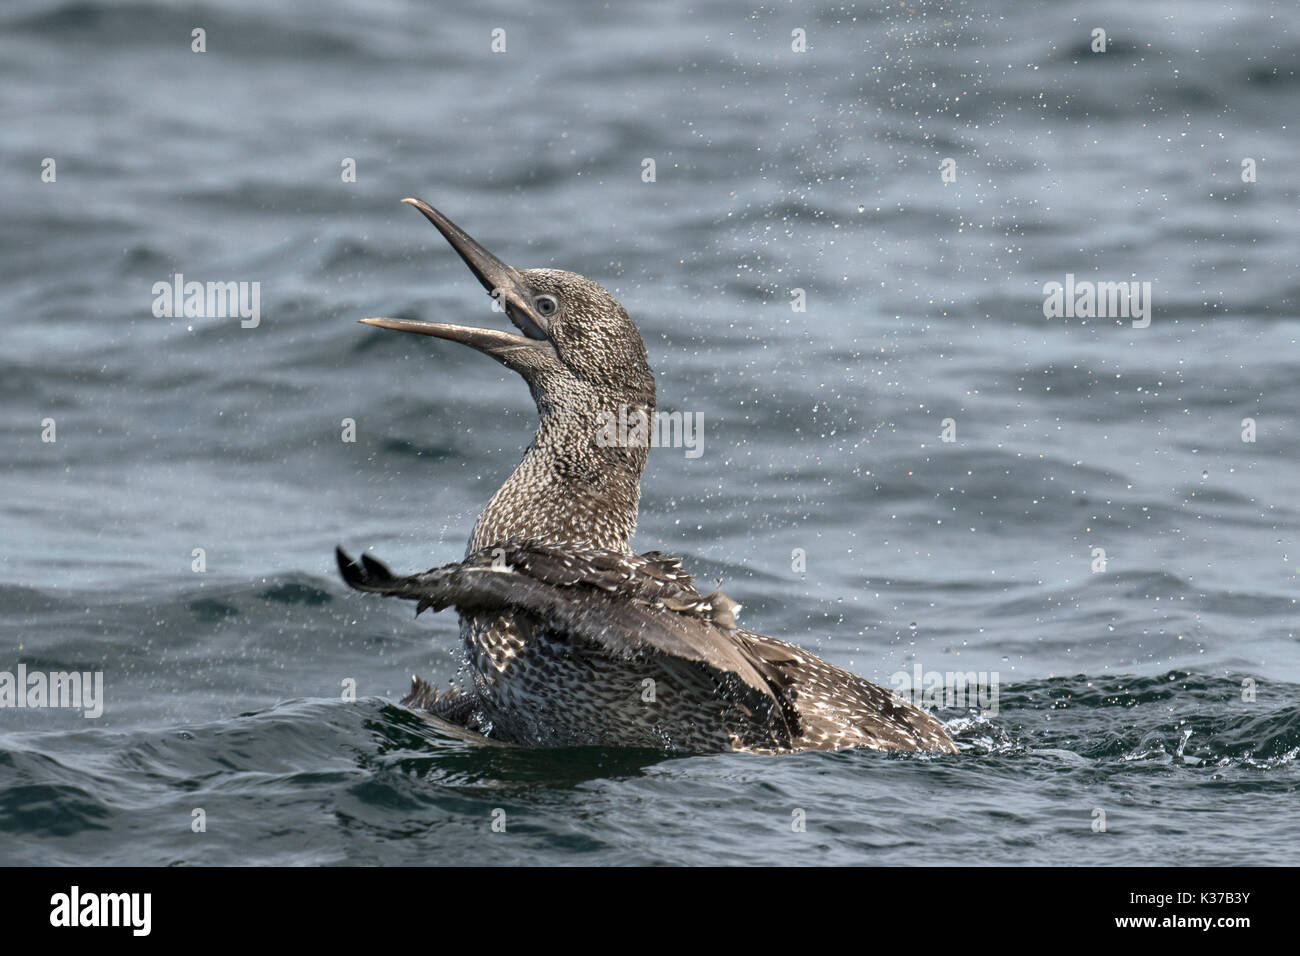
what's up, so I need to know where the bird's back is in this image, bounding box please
[341,541,955,753]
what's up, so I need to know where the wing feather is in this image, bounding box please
[336,542,785,710]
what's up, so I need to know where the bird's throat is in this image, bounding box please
[468,404,651,554]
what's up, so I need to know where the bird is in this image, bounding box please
[337,197,956,755]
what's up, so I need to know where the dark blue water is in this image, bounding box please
[2,0,1297,865]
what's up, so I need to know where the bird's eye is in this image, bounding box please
[535,295,559,317]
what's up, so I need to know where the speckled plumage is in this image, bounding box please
[339,199,955,755]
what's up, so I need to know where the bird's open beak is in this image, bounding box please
[359,198,555,368]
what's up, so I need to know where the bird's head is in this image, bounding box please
[361,198,655,415]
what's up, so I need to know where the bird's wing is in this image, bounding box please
[336,542,783,709]
[729,631,957,752]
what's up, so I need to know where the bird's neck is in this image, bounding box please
[469,397,654,554]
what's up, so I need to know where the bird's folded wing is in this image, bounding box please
[336,542,775,702]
